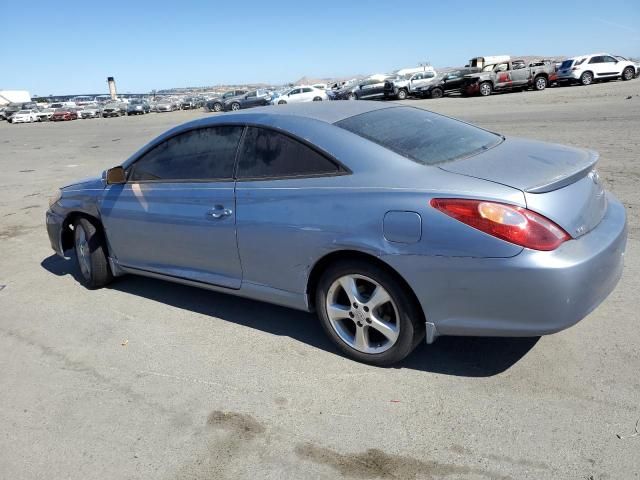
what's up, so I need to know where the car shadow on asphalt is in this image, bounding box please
[41,254,539,377]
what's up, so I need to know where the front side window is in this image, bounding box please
[302,88,313,93]
[237,127,341,179]
[128,126,244,181]
[603,56,617,63]
[289,88,301,95]
[247,91,257,98]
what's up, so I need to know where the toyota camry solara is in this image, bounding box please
[46,102,627,365]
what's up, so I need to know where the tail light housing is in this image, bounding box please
[430,199,570,251]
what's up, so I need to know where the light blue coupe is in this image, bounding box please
[46,102,627,365]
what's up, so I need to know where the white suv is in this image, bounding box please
[557,53,637,85]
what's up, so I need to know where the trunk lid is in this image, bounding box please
[439,137,606,238]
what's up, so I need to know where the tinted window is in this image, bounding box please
[603,56,617,63]
[589,56,603,64]
[129,126,243,181]
[336,107,501,166]
[237,127,340,179]
[302,88,313,93]
[247,91,257,98]
[560,60,574,69]
[425,72,435,78]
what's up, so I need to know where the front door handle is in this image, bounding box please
[207,206,233,219]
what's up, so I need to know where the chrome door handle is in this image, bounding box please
[207,207,232,219]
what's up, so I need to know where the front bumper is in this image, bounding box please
[46,209,66,256]
[385,193,627,338]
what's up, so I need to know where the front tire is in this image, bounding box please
[396,89,408,100]
[347,93,357,100]
[479,81,492,96]
[430,87,443,99]
[73,218,113,289]
[313,96,322,101]
[230,102,241,111]
[278,100,287,105]
[213,103,222,112]
[580,71,594,85]
[315,260,424,366]
[622,67,635,81]
[534,76,547,91]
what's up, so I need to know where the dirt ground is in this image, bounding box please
[1,79,639,479]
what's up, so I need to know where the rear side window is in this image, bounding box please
[129,126,244,181]
[336,107,501,166]
[237,127,341,179]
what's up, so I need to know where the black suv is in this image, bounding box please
[417,67,480,98]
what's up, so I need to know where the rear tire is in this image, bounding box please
[534,76,547,91]
[479,81,492,96]
[347,92,357,100]
[278,100,287,105]
[73,218,113,289]
[313,96,322,101]
[230,102,240,111]
[622,67,634,81]
[430,87,443,99]
[213,103,222,112]
[315,259,424,366]
[580,71,593,85]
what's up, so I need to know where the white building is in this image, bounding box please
[0,90,31,106]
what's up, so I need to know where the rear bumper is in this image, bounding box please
[385,193,627,337]
[46,209,66,257]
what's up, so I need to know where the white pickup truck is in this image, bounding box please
[383,68,438,100]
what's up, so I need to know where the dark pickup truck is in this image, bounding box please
[462,59,556,96]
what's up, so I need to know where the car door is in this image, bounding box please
[287,88,302,103]
[243,91,259,108]
[301,87,315,101]
[100,125,245,288]
[587,56,605,77]
[509,62,530,86]
[600,55,620,77]
[234,126,346,294]
[443,70,463,92]
[493,63,511,89]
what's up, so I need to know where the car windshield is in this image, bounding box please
[336,107,502,166]
[18,110,30,114]
[560,60,574,69]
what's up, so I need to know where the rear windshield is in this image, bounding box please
[336,107,501,166]
[560,60,574,69]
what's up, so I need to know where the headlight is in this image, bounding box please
[49,189,62,207]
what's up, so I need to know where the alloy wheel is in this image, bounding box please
[325,274,400,354]
[75,226,91,280]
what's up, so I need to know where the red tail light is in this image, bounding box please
[430,199,570,251]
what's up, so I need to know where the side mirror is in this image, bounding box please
[106,166,126,184]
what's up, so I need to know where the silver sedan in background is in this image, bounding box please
[45,102,627,365]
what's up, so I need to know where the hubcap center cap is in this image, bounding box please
[354,307,367,324]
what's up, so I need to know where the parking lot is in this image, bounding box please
[1,80,639,479]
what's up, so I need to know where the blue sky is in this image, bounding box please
[3,0,639,95]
